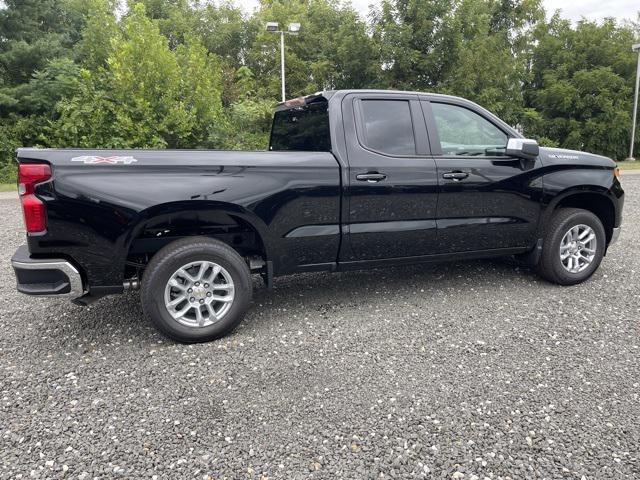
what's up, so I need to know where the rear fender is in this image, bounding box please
[123,200,273,262]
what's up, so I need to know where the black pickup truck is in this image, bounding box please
[12,90,624,342]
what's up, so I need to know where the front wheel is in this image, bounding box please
[537,208,606,285]
[141,237,253,343]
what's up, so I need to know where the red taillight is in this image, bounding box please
[21,194,47,232]
[18,163,51,234]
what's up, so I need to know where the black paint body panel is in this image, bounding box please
[16,89,624,295]
[21,150,342,286]
[339,93,439,260]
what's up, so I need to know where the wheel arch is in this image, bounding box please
[543,188,616,244]
[122,201,272,275]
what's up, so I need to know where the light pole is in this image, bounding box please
[266,22,300,102]
[628,43,640,161]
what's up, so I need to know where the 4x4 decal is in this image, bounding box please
[71,155,138,165]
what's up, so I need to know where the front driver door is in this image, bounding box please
[422,100,543,253]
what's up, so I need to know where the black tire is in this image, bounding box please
[537,208,606,285]
[141,237,253,343]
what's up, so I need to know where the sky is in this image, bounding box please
[239,0,639,23]
[2,0,633,24]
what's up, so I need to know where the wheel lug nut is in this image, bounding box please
[199,299,204,304]
[195,282,200,286]
[206,292,212,297]
[187,288,192,293]
[204,283,209,288]
[190,297,195,302]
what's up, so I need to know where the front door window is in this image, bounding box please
[431,103,507,157]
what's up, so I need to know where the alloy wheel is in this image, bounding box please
[559,224,597,274]
[163,261,235,327]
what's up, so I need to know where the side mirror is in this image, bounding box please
[506,138,539,160]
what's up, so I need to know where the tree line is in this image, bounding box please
[0,0,639,182]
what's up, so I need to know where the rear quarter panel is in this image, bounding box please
[19,149,341,287]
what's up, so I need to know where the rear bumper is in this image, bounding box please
[11,245,84,299]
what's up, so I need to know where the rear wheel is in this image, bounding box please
[141,237,252,343]
[537,208,605,285]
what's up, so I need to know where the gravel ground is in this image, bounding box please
[1,176,639,480]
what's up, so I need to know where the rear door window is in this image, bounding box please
[359,100,416,156]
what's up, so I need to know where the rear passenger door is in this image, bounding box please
[422,99,543,253]
[340,93,439,262]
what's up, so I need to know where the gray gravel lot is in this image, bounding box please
[1,176,639,480]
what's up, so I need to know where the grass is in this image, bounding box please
[0,183,16,192]
[617,160,640,170]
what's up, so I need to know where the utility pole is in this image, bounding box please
[266,22,301,103]
[280,31,285,103]
[627,43,640,161]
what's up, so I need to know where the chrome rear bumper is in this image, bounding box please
[11,245,84,299]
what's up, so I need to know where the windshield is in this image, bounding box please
[269,100,331,152]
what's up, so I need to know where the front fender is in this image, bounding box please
[539,167,622,237]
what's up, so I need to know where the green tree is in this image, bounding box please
[222,66,274,149]
[74,0,120,70]
[55,3,226,149]
[246,0,378,99]
[371,0,544,124]
[440,0,543,124]
[130,0,250,107]
[0,0,83,85]
[525,16,638,159]
[371,0,457,89]
[0,0,92,181]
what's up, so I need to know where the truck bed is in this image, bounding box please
[17,148,342,289]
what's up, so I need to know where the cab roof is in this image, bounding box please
[275,89,468,111]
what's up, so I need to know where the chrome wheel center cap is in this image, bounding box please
[192,285,207,300]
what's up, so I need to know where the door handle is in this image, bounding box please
[442,171,469,181]
[356,172,387,183]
